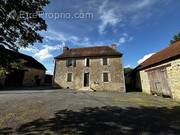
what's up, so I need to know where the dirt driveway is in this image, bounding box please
[0,89,180,135]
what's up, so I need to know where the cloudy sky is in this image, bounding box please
[20,0,180,74]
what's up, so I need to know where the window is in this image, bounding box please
[102,58,108,65]
[103,72,109,82]
[85,58,90,67]
[67,73,72,82]
[67,59,76,67]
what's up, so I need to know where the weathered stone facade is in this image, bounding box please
[139,58,180,101]
[54,57,125,92]
[0,47,46,88]
[23,68,46,86]
[0,68,45,87]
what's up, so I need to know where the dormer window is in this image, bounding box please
[67,59,76,67]
[102,57,108,65]
[85,58,90,67]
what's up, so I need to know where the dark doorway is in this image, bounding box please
[34,75,41,86]
[5,69,25,87]
[84,73,89,87]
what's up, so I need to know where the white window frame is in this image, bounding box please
[84,58,90,67]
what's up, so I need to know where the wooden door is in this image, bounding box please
[84,73,89,87]
[147,67,171,97]
[159,68,172,96]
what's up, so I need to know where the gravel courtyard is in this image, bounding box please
[0,89,180,135]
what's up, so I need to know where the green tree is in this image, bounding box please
[170,32,180,44]
[0,0,49,50]
[0,0,49,72]
[124,67,133,75]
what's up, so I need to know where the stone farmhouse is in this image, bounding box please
[136,41,180,101]
[53,45,125,92]
[0,47,46,87]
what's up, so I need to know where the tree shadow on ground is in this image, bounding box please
[1,106,180,135]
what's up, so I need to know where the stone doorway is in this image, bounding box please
[84,73,89,87]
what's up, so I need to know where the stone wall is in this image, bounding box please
[0,68,45,87]
[139,58,180,101]
[23,68,45,86]
[167,59,180,101]
[54,57,125,92]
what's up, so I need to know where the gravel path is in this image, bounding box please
[0,89,180,135]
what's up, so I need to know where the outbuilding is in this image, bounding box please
[136,41,180,101]
[0,47,46,88]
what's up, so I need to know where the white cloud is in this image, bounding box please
[45,29,66,42]
[44,29,79,43]
[118,37,126,44]
[133,0,154,10]
[74,33,133,47]
[97,0,159,34]
[34,44,65,61]
[46,70,53,75]
[116,33,133,46]
[98,0,121,34]
[20,46,39,54]
[125,65,131,68]
[138,53,155,64]
[20,43,65,61]
[70,36,80,42]
[34,49,53,60]
[43,44,65,51]
[123,33,128,37]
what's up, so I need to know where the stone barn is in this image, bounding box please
[53,45,125,92]
[0,47,46,88]
[136,41,180,101]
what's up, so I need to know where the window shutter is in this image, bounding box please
[66,60,68,67]
[73,59,76,67]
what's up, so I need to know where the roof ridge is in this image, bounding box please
[55,45,122,59]
[137,41,180,70]
[147,41,180,59]
[69,45,111,50]
[1,47,46,70]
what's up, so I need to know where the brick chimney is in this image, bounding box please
[63,46,69,53]
[111,44,117,50]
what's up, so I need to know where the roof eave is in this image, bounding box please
[136,54,180,71]
[55,54,123,60]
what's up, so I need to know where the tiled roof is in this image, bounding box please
[0,47,46,70]
[55,46,122,59]
[137,41,180,70]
